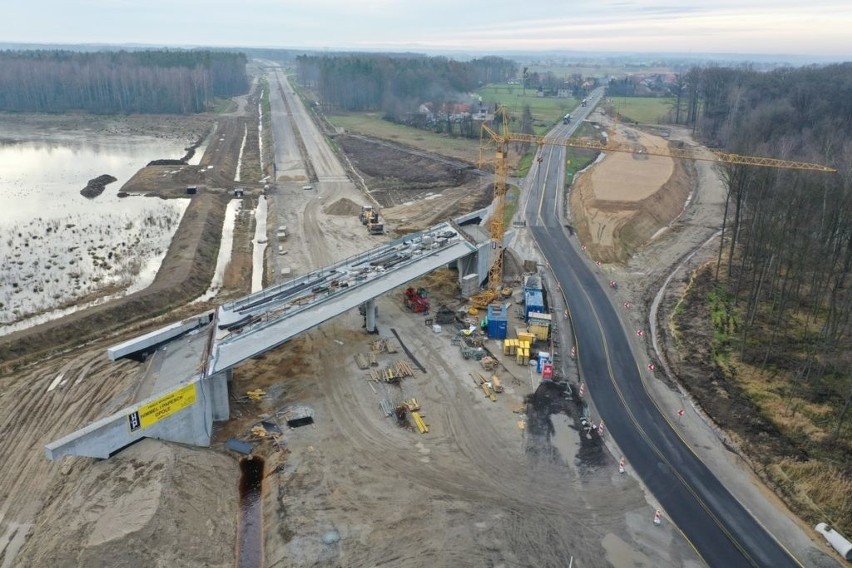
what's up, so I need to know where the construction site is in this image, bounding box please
[0,61,846,568]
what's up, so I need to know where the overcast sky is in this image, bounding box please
[4,0,851,58]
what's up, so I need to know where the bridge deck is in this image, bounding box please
[210,222,476,373]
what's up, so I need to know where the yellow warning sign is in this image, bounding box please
[134,383,197,430]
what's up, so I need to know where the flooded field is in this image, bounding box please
[0,128,191,332]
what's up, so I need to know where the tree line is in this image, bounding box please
[296,53,517,130]
[689,63,852,443]
[0,49,249,114]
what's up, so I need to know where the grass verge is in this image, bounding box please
[681,265,852,535]
[607,97,674,125]
[477,84,577,133]
[327,113,481,164]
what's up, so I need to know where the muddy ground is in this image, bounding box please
[335,134,480,206]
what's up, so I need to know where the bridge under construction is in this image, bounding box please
[45,220,487,461]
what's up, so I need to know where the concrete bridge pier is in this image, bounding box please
[208,369,232,421]
[365,298,377,333]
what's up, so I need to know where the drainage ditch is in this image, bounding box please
[236,456,264,568]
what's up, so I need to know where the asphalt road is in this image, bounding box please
[525,92,803,567]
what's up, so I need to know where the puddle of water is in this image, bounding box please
[550,414,580,468]
[237,456,264,568]
[251,197,268,293]
[235,124,248,182]
[0,133,188,331]
[194,198,243,303]
[258,94,264,174]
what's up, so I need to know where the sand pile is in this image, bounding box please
[324,197,363,216]
[16,440,238,568]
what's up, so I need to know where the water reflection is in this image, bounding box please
[0,133,189,331]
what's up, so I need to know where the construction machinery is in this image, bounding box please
[367,217,384,235]
[359,205,379,225]
[403,287,430,313]
[360,205,385,234]
[471,105,837,307]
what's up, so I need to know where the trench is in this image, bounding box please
[236,456,264,568]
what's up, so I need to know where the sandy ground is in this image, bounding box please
[569,116,690,264]
[225,296,700,568]
[0,72,840,568]
[14,440,238,568]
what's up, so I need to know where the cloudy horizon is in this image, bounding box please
[3,0,851,59]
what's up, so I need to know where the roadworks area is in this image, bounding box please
[1,98,840,567]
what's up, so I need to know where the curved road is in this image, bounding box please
[525,93,802,567]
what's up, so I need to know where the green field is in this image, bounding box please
[327,113,481,164]
[476,84,577,134]
[606,97,675,125]
[524,64,675,78]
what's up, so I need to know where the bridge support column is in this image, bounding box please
[365,298,377,333]
[208,369,231,421]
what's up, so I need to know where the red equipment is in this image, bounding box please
[404,287,430,313]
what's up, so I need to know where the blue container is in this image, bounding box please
[487,303,509,322]
[536,351,550,373]
[487,319,508,340]
[524,290,544,321]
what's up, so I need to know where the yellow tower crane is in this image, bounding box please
[471,106,836,308]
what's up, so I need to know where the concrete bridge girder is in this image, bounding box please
[44,216,504,461]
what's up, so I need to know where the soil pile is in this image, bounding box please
[324,197,362,216]
[80,174,117,199]
[570,125,687,263]
[16,440,238,568]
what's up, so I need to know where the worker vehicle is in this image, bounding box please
[404,287,430,313]
[367,219,384,234]
[562,114,571,125]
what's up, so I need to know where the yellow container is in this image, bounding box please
[528,323,550,341]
